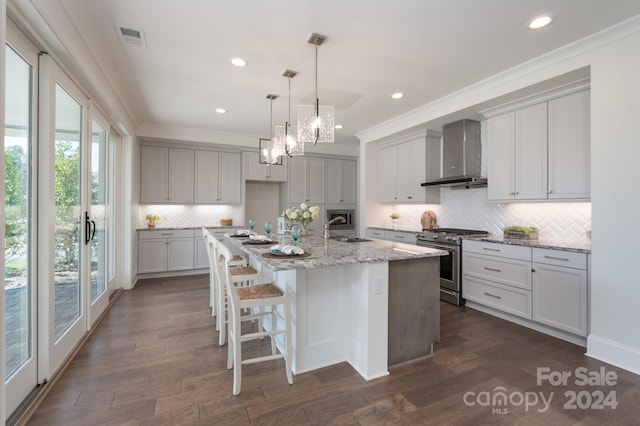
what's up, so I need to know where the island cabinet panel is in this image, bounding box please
[388,257,439,366]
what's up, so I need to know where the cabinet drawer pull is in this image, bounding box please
[482,247,500,252]
[160,233,174,236]
[484,292,502,300]
[484,267,502,273]
[544,255,569,261]
[396,235,405,239]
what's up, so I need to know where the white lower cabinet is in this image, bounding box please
[532,248,588,337]
[462,240,589,342]
[463,275,532,319]
[366,228,417,244]
[138,229,195,274]
[462,240,533,320]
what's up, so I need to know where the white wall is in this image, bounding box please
[587,30,640,373]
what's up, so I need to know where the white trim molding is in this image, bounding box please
[587,334,640,375]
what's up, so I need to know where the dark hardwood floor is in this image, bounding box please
[25,274,640,425]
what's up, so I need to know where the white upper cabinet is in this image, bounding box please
[140,145,241,204]
[195,151,242,204]
[288,157,326,204]
[379,132,440,204]
[547,90,591,199]
[245,151,288,181]
[168,149,195,203]
[326,158,357,205]
[486,88,590,202]
[140,146,169,203]
[140,146,194,203]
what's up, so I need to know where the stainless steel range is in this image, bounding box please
[416,228,489,305]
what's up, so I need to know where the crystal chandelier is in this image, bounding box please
[298,33,334,144]
[258,94,282,165]
[274,70,304,156]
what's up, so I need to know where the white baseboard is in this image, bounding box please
[586,334,640,375]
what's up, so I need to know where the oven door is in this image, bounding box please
[417,241,459,291]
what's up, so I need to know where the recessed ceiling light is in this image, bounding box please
[391,92,404,100]
[230,57,247,67]
[334,124,343,130]
[215,108,227,114]
[528,15,554,29]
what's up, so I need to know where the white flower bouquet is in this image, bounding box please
[285,203,320,232]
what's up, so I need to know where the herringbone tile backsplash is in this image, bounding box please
[384,188,591,245]
[138,205,244,229]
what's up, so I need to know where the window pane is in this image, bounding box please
[54,83,82,341]
[4,45,33,379]
[90,118,107,302]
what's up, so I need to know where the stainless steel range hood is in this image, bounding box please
[421,119,487,189]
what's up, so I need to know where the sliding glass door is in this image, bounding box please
[88,113,110,324]
[4,34,38,416]
[5,25,118,419]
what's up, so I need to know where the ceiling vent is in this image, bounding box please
[116,25,147,47]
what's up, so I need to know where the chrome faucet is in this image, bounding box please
[324,216,346,239]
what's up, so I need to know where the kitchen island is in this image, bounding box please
[225,234,447,380]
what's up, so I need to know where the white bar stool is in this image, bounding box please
[209,235,260,346]
[202,228,246,317]
[217,242,293,395]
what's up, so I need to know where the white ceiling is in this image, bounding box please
[23,0,640,146]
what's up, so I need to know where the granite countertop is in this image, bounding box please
[137,225,240,231]
[463,235,591,254]
[226,234,447,271]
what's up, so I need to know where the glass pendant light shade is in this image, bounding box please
[297,33,334,144]
[258,94,283,165]
[275,123,304,156]
[298,101,334,143]
[274,70,304,156]
[259,138,282,165]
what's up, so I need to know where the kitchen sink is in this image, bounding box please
[331,236,372,243]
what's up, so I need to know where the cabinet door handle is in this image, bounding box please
[484,292,502,300]
[547,189,554,194]
[482,247,500,252]
[407,196,412,199]
[510,192,515,196]
[544,255,569,261]
[484,267,502,273]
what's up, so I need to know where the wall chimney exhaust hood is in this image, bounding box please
[421,119,487,189]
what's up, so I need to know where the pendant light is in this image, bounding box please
[274,70,304,156]
[258,94,283,165]
[298,33,334,144]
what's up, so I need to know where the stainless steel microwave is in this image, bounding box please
[326,209,355,230]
